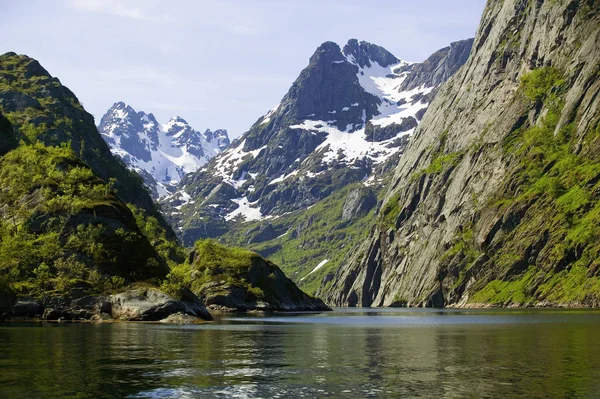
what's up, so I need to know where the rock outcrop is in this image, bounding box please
[188,240,330,312]
[2,288,212,322]
[110,287,212,321]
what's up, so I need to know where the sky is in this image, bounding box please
[1,0,486,138]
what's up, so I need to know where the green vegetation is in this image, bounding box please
[380,192,401,230]
[410,129,464,181]
[0,53,178,301]
[220,183,379,295]
[161,239,285,302]
[423,152,463,175]
[520,67,564,101]
[0,142,169,299]
[0,52,171,237]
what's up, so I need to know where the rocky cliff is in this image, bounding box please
[325,0,600,308]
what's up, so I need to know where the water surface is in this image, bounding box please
[1,308,599,398]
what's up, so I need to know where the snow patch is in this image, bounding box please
[225,197,263,221]
[301,259,329,280]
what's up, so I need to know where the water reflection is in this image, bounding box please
[0,309,599,398]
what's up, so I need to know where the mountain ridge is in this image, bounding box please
[98,101,230,198]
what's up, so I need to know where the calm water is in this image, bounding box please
[1,308,600,398]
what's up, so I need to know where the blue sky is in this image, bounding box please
[1,0,486,138]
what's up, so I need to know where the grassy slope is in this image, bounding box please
[220,182,382,295]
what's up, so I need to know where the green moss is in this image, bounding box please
[556,186,591,214]
[410,129,464,181]
[470,266,538,305]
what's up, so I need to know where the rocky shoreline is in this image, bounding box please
[1,287,212,324]
[1,285,332,324]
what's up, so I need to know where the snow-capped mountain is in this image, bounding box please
[98,102,230,198]
[163,39,473,245]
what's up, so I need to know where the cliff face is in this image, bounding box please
[325,0,600,307]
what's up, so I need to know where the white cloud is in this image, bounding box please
[67,0,161,21]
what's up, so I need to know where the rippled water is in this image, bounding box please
[1,308,600,398]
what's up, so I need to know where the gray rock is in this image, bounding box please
[159,312,204,324]
[342,188,377,220]
[110,287,212,321]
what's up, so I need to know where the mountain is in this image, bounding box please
[98,102,230,198]
[164,38,473,246]
[0,53,173,237]
[0,53,180,308]
[324,0,600,307]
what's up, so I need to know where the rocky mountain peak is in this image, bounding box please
[98,102,229,198]
[203,128,230,151]
[164,37,474,245]
[343,39,400,68]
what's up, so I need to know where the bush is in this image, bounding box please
[520,67,564,101]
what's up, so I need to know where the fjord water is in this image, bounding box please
[1,309,599,398]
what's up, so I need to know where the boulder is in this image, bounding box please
[110,287,212,321]
[159,312,204,324]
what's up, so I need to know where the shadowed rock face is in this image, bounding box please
[324,0,600,308]
[0,112,17,156]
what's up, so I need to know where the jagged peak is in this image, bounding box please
[104,102,160,126]
[342,39,400,68]
[107,101,136,116]
[308,41,345,65]
[168,116,189,125]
